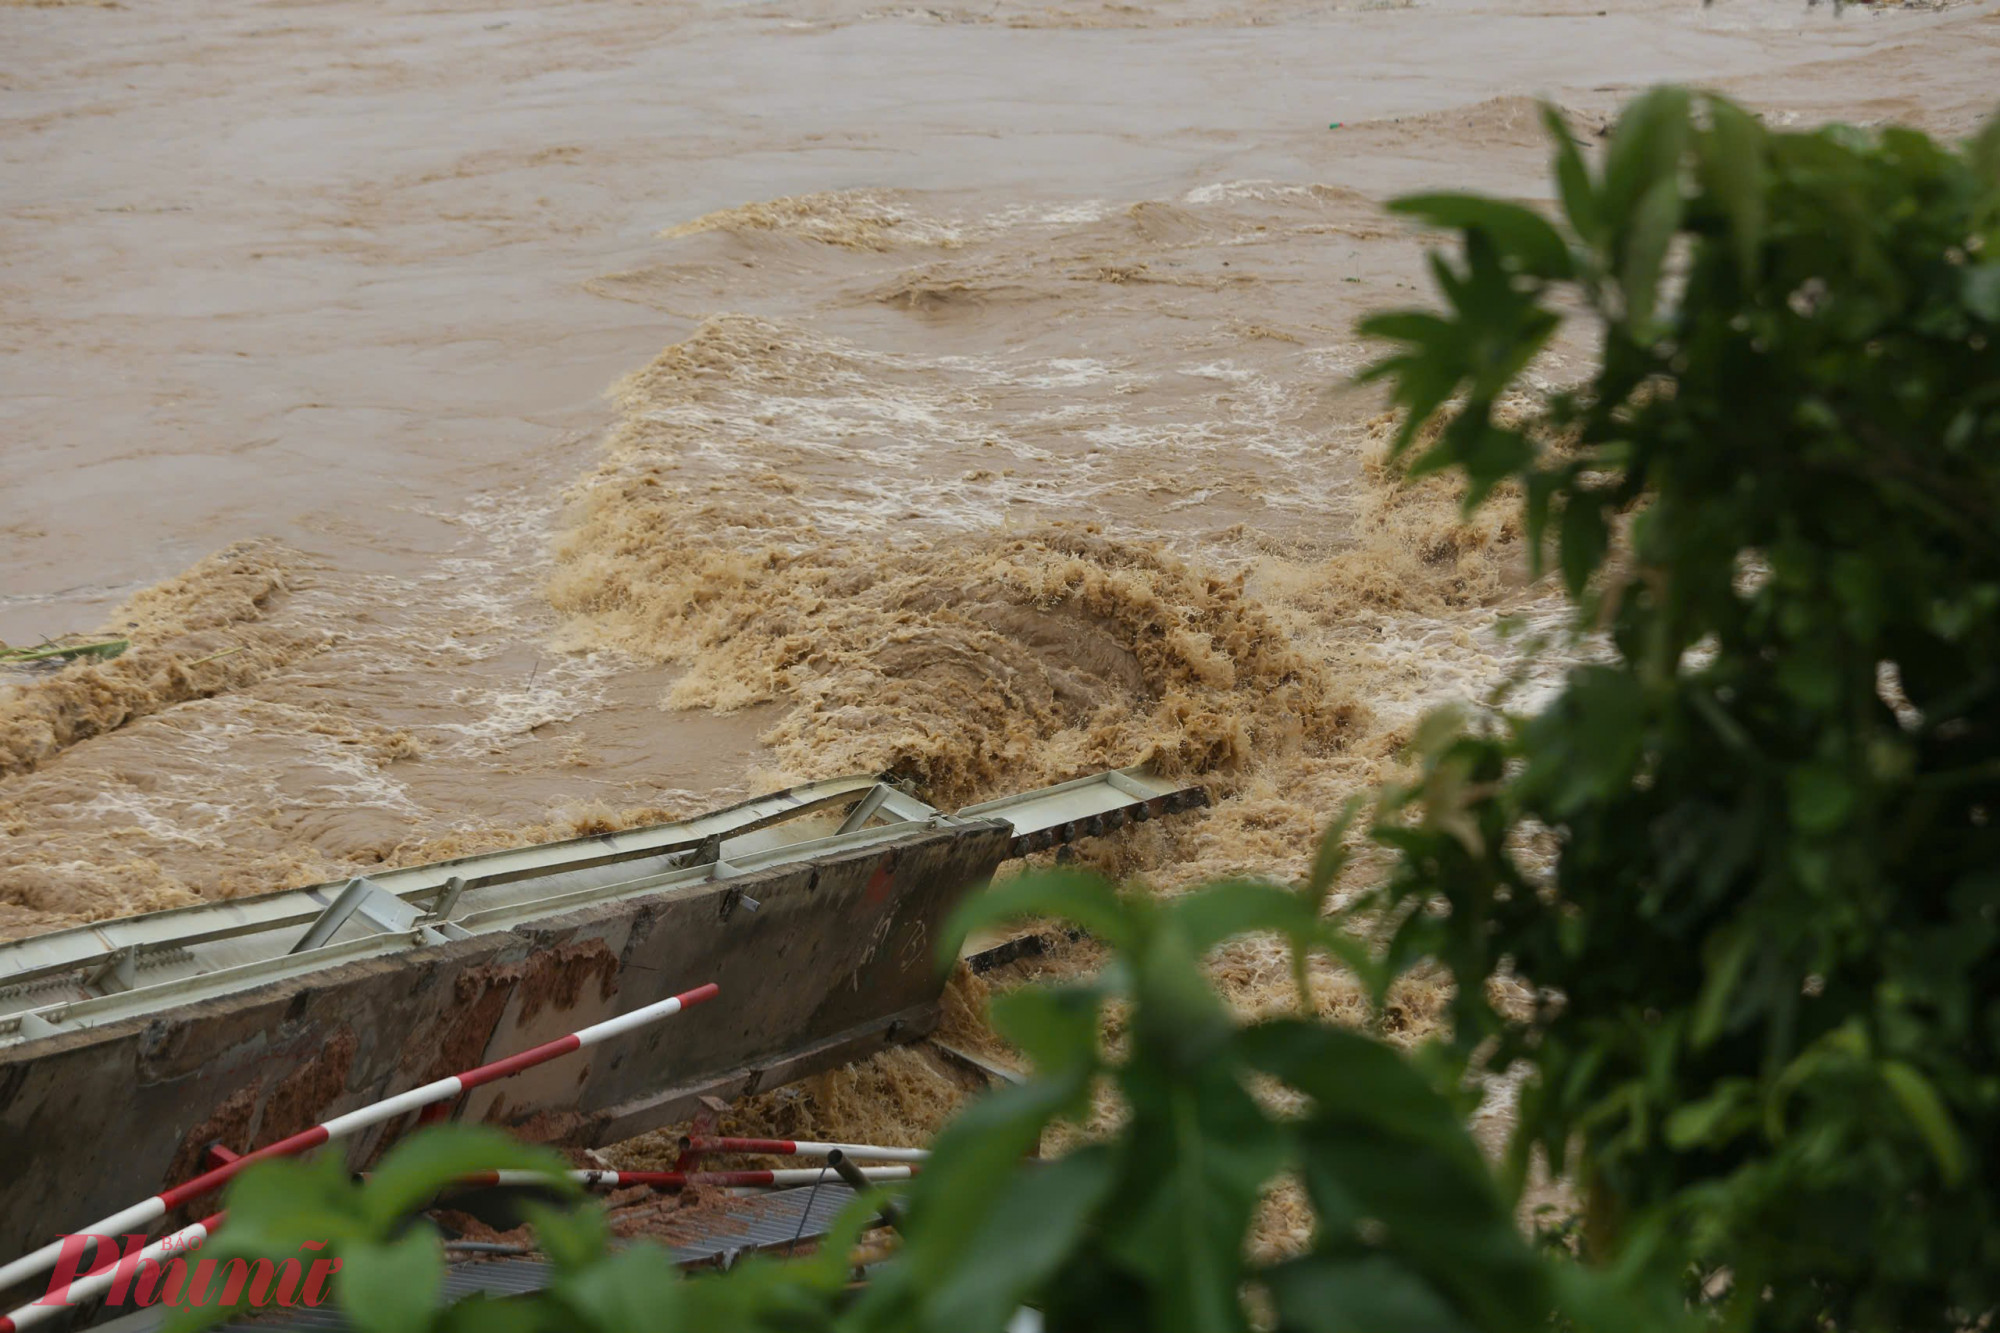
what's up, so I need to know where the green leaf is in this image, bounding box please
[1101,1073,1282,1333]
[1543,101,1603,247]
[897,1075,1088,1276]
[521,1198,610,1271]
[1880,1061,1969,1187]
[1558,496,1608,598]
[1523,667,1646,816]
[1407,703,1468,759]
[988,983,1104,1085]
[1663,1079,1756,1150]
[1601,86,1691,230]
[917,1147,1118,1333]
[1167,880,1317,956]
[1265,1253,1479,1333]
[1305,795,1365,908]
[1292,1120,1547,1329]
[1547,1244,1701,1333]
[363,1126,576,1231]
[1129,910,1241,1065]
[1388,193,1574,279]
[335,1232,443,1333]
[1699,96,1767,280]
[1620,172,1683,329]
[1786,763,1856,834]
[1968,105,2000,181]
[942,869,1135,964]
[1691,927,1755,1048]
[221,1151,363,1243]
[1775,650,1842,711]
[430,1293,549,1333]
[551,1242,686,1332]
[1239,1022,1488,1181]
[1519,469,1567,581]
[1357,310,1461,347]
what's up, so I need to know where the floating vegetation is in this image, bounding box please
[0,638,129,667]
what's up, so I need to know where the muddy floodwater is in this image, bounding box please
[2,0,1996,972]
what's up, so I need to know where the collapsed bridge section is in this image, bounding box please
[0,767,1205,1264]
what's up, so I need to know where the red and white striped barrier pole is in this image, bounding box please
[0,1157,909,1330]
[680,1137,929,1164]
[462,1165,920,1190]
[0,983,718,1297]
[0,1213,223,1333]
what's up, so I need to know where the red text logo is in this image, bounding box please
[40,1235,342,1311]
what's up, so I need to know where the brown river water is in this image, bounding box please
[4,0,1998,1207]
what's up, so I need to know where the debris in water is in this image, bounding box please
[0,638,128,667]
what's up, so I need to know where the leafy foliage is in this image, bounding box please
[1359,92,2000,1330]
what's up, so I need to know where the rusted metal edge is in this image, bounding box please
[1001,785,1209,859]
